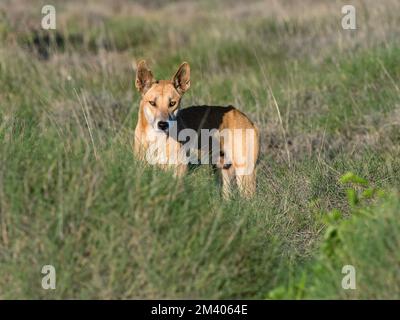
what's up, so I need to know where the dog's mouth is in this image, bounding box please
[154,127,169,135]
[154,126,170,138]
[161,129,169,137]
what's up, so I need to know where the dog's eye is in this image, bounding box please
[169,101,176,107]
[149,101,156,107]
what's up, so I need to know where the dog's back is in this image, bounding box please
[177,105,256,130]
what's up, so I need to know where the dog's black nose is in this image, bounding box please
[157,121,169,131]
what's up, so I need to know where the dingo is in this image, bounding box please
[133,60,259,198]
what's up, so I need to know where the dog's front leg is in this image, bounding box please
[166,137,187,178]
[174,163,187,178]
[133,138,147,162]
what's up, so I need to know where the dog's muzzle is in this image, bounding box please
[157,121,169,132]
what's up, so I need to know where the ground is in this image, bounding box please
[0,0,399,299]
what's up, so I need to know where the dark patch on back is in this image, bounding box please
[176,105,235,131]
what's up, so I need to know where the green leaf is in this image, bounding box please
[340,172,368,186]
[346,188,358,206]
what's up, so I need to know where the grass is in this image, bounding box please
[0,0,400,299]
[279,187,400,299]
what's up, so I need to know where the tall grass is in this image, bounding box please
[0,0,399,298]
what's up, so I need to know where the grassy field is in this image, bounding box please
[0,0,399,299]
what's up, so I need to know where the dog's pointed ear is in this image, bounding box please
[172,62,190,95]
[135,60,154,95]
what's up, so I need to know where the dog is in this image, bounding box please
[133,60,259,198]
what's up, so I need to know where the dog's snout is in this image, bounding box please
[157,121,169,131]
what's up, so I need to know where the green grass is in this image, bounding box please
[0,0,400,299]
[268,185,400,299]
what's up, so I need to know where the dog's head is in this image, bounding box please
[135,60,190,133]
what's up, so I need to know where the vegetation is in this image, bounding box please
[0,0,399,299]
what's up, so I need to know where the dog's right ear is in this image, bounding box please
[135,60,154,95]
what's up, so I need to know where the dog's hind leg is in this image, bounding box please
[221,166,235,199]
[236,170,256,198]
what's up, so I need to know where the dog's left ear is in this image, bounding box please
[172,62,190,94]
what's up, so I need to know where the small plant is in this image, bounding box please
[322,171,385,258]
[339,171,384,207]
[266,172,389,299]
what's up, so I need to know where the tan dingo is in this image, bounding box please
[133,60,259,198]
